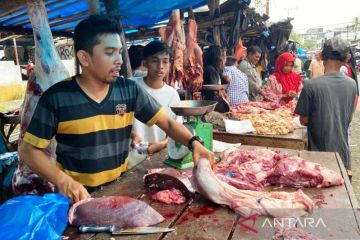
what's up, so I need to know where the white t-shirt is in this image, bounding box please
[133,77,181,142]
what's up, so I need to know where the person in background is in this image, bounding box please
[223,56,249,105]
[339,50,359,147]
[238,45,262,101]
[267,52,302,103]
[295,37,357,173]
[14,15,214,202]
[130,41,181,168]
[202,45,230,112]
[292,49,302,74]
[309,50,324,79]
[128,44,147,77]
[303,55,312,79]
[256,57,268,82]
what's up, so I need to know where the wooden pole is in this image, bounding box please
[104,0,132,78]
[12,37,19,65]
[87,0,101,15]
[207,0,221,46]
[266,0,270,16]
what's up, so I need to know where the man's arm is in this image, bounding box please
[19,142,90,203]
[155,116,214,164]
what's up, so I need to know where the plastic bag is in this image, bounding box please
[0,193,70,240]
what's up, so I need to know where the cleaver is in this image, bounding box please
[79,225,175,235]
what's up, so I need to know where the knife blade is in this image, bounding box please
[79,225,175,235]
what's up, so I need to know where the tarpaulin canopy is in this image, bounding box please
[0,0,206,34]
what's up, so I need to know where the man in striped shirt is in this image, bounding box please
[15,15,214,203]
[223,56,249,105]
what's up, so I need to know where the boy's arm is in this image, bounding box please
[20,142,90,203]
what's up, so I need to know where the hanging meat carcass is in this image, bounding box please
[159,9,186,88]
[183,19,204,92]
[12,0,69,195]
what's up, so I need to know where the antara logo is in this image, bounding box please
[261,217,327,228]
[237,214,327,233]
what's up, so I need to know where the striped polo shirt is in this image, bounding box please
[23,76,165,187]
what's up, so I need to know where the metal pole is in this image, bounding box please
[13,37,19,65]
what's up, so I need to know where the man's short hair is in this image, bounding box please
[321,37,350,62]
[73,15,121,54]
[143,40,171,59]
[128,45,144,70]
[226,56,237,66]
[247,45,262,55]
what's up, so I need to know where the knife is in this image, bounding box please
[79,225,175,235]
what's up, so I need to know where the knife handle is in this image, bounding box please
[79,225,114,233]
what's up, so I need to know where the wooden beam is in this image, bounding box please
[0,25,73,37]
[104,0,132,78]
[49,15,86,28]
[13,38,20,65]
[15,10,88,27]
[87,0,101,15]
[0,34,23,42]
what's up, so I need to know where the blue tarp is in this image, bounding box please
[0,0,206,32]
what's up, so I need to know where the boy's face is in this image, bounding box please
[143,52,170,81]
[79,33,123,84]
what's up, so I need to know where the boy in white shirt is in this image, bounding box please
[130,41,181,167]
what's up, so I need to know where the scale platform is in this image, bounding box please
[165,100,217,169]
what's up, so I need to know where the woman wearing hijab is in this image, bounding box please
[265,52,303,103]
[202,45,230,112]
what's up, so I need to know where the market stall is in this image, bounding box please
[213,128,307,150]
[63,147,359,240]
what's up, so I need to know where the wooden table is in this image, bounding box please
[213,127,308,150]
[0,112,20,144]
[64,146,360,240]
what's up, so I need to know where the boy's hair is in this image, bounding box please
[143,40,171,59]
[321,37,350,62]
[226,56,237,66]
[247,45,262,55]
[73,15,121,54]
[128,45,144,70]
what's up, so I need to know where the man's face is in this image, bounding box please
[143,52,170,81]
[248,51,261,65]
[87,34,123,84]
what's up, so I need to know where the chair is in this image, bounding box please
[0,111,20,145]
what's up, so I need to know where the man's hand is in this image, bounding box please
[130,132,142,148]
[147,139,168,155]
[56,175,90,203]
[288,91,297,98]
[192,141,215,166]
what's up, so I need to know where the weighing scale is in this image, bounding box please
[164,100,217,169]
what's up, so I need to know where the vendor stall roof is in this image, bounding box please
[0,0,206,35]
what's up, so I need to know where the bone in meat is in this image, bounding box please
[193,158,314,218]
